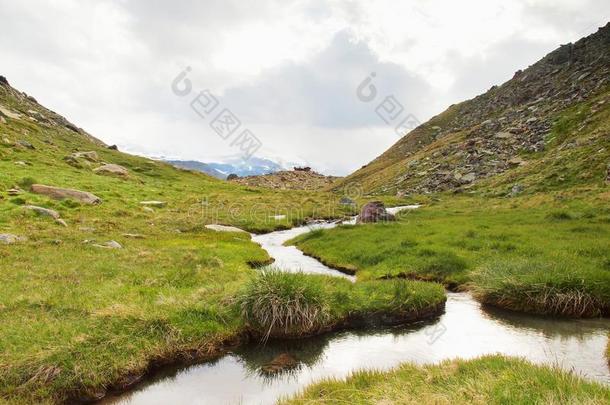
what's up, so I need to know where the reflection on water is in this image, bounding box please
[103,293,610,405]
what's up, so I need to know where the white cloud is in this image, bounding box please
[1,0,608,175]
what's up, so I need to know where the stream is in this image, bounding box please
[104,206,610,404]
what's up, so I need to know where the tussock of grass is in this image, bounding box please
[282,355,610,404]
[237,270,446,339]
[238,271,331,340]
[472,259,609,317]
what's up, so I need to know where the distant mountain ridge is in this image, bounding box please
[335,23,610,196]
[166,157,291,179]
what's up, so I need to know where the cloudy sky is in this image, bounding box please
[1,1,608,175]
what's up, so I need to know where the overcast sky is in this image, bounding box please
[1,1,608,175]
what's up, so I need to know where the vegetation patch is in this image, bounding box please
[237,270,446,339]
[282,355,610,404]
[290,196,610,317]
[471,259,609,317]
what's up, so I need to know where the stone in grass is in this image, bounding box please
[31,184,101,205]
[7,188,22,196]
[205,224,246,233]
[70,151,99,161]
[140,201,166,208]
[357,201,395,224]
[94,163,129,177]
[0,233,27,244]
[92,240,122,249]
[24,205,68,227]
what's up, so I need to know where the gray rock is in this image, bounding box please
[205,224,246,233]
[93,240,122,249]
[69,151,99,162]
[339,197,355,206]
[17,140,35,149]
[24,205,61,219]
[0,233,27,244]
[510,184,523,196]
[94,163,129,177]
[140,201,166,208]
[462,173,476,182]
[31,184,102,205]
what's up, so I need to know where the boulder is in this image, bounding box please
[94,163,129,177]
[0,234,27,244]
[7,188,22,196]
[357,201,396,223]
[31,184,102,205]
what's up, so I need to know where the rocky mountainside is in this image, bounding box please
[335,23,610,196]
[229,168,340,190]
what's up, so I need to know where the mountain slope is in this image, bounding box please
[335,23,610,196]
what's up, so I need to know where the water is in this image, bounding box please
[104,207,610,404]
[250,205,421,280]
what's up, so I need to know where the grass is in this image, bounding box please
[237,270,446,339]
[472,259,609,317]
[290,194,610,316]
[282,355,610,404]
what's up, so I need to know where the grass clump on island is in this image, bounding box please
[289,194,610,317]
[282,355,610,404]
[472,259,609,317]
[237,270,446,339]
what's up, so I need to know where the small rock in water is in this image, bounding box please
[261,353,299,374]
[0,233,27,244]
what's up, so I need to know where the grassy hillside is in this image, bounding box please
[334,23,610,196]
[283,355,610,404]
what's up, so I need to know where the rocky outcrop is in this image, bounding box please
[337,23,610,195]
[357,201,396,223]
[230,169,339,190]
[31,184,102,205]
